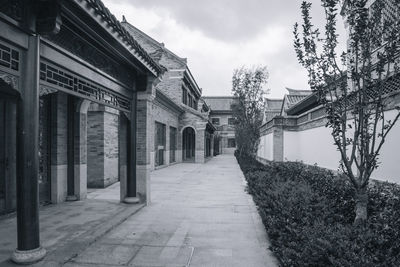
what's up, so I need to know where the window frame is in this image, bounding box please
[211,117,220,125]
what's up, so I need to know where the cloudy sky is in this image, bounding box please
[102,0,346,98]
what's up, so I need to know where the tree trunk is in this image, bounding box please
[354,186,368,225]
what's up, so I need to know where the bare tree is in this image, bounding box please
[231,66,268,157]
[293,0,400,224]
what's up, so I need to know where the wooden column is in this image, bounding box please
[66,95,77,201]
[124,91,139,204]
[12,36,46,264]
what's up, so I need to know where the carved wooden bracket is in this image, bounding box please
[36,0,62,35]
[0,71,19,90]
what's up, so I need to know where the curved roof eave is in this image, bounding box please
[74,0,163,77]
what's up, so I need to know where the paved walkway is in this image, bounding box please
[0,183,143,266]
[65,155,278,267]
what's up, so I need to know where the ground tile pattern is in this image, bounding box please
[69,155,278,267]
[0,185,143,266]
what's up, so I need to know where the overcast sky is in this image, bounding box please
[102,0,346,98]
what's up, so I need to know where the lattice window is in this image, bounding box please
[371,0,399,50]
[40,62,131,111]
[382,73,400,95]
[382,0,398,35]
[0,43,19,71]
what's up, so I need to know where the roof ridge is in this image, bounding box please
[83,0,163,75]
[121,18,187,65]
[203,96,236,98]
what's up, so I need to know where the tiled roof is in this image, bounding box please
[266,99,283,109]
[286,87,312,95]
[83,0,163,75]
[264,111,281,122]
[121,19,187,65]
[121,18,202,96]
[280,88,313,115]
[203,96,237,111]
[286,94,310,106]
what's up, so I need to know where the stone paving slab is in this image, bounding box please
[68,155,278,267]
[0,185,144,267]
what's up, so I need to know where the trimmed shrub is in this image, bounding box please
[236,153,400,266]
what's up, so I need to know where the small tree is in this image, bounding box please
[293,0,400,224]
[231,66,268,157]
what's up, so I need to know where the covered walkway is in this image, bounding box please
[68,155,278,267]
[0,155,277,266]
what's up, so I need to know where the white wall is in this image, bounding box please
[257,133,273,160]
[372,110,400,184]
[284,127,341,170]
[258,109,400,184]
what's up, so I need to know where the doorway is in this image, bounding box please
[155,122,166,167]
[182,127,195,162]
[0,80,18,214]
[38,95,52,204]
[0,99,6,212]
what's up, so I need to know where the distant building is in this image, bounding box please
[264,99,283,123]
[280,88,312,116]
[203,96,237,155]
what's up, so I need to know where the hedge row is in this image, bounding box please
[236,152,400,266]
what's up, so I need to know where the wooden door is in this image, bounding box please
[0,99,5,212]
[39,96,51,204]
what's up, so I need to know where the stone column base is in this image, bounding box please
[137,164,151,205]
[66,195,78,201]
[123,197,140,204]
[11,247,46,265]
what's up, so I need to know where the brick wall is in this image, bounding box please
[151,98,180,169]
[50,92,68,203]
[104,110,119,186]
[159,53,185,69]
[209,113,236,154]
[87,104,119,188]
[51,92,67,166]
[156,71,184,104]
[179,112,209,163]
[87,109,104,188]
[137,98,152,166]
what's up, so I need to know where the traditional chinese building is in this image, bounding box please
[258,0,400,183]
[203,96,237,155]
[0,0,163,263]
[258,0,400,184]
[122,18,215,171]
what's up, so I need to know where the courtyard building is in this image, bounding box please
[257,0,400,184]
[203,96,237,155]
[263,98,283,124]
[0,0,163,263]
[122,18,216,171]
